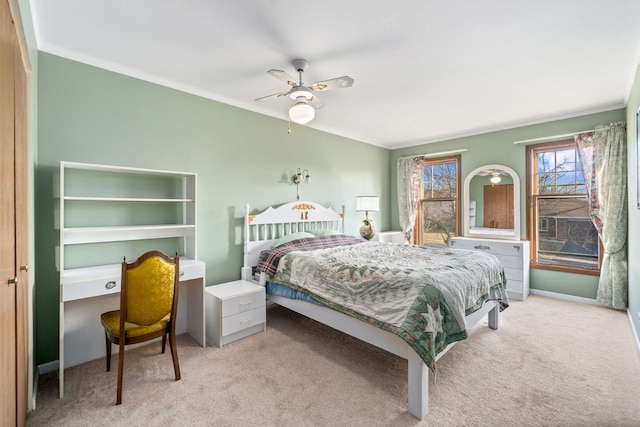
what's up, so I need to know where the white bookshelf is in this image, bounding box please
[58,161,205,398]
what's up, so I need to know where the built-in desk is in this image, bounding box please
[59,259,205,398]
[57,161,206,398]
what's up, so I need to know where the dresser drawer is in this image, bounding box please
[450,237,530,301]
[221,288,265,317]
[221,306,266,336]
[451,238,524,256]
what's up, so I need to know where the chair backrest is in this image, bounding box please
[121,251,179,326]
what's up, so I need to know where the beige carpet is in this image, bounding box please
[28,295,640,426]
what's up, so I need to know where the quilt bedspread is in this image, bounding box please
[268,241,508,372]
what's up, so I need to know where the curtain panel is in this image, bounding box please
[575,121,628,309]
[397,156,424,243]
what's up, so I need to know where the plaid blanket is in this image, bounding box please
[257,234,365,276]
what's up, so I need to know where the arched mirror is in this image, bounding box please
[463,164,520,240]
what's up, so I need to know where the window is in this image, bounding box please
[526,140,600,275]
[414,155,460,245]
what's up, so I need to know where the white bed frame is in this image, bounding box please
[242,201,499,420]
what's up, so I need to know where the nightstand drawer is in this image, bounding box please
[221,290,265,317]
[221,306,266,336]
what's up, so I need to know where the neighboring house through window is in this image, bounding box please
[526,140,601,275]
[414,155,460,245]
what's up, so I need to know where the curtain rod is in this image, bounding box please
[513,129,595,145]
[399,149,468,159]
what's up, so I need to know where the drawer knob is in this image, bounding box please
[180,270,185,277]
[513,245,521,252]
[474,245,490,250]
[105,281,116,290]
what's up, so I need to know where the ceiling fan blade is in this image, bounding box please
[310,76,354,91]
[255,91,290,102]
[267,69,299,87]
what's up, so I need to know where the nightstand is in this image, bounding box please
[376,231,405,243]
[205,280,266,347]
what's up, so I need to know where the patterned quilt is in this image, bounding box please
[258,237,508,373]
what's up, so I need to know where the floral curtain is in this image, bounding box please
[574,121,627,309]
[397,156,424,243]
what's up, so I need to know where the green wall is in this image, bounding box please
[625,64,640,343]
[390,109,626,299]
[35,52,390,364]
[35,50,636,366]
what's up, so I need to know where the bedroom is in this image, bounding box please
[3,0,640,425]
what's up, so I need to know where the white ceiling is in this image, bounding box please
[29,0,640,149]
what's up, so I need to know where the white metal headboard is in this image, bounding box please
[242,201,344,281]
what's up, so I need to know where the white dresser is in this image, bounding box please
[449,237,530,301]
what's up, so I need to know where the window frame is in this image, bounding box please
[525,139,601,276]
[413,155,461,245]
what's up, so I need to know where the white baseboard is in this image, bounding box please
[628,309,640,354]
[529,289,602,306]
[33,360,60,410]
[38,360,59,375]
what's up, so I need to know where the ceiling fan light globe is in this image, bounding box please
[289,102,315,124]
[490,175,502,184]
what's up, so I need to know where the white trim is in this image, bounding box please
[399,149,468,159]
[529,289,602,306]
[512,129,595,145]
[628,309,640,354]
[37,360,59,375]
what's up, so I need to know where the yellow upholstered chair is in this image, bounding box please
[100,250,181,404]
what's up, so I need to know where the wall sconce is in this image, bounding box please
[293,168,310,200]
[293,168,311,185]
[356,195,379,240]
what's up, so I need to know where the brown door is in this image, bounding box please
[483,184,514,229]
[1,0,29,424]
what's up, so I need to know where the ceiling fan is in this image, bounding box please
[478,169,506,184]
[255,58,354,125]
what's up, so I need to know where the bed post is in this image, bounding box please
[241,204,252,281]
[407,350,428,420]
[488,303,499,330]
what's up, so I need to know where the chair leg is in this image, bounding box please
[116,342,125,405]
[105,331,111,372]
[168,331,181,381]
[161,333,167,354]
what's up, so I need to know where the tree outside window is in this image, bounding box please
[527,141,600,274]
[415,156,460,245]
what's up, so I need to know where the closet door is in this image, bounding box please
[1,0,28,424]
[0,0,18,423]
[483,183,514,229]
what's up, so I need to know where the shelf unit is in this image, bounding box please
[468,199,477,228]
[58,161,205,398]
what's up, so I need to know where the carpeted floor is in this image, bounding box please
[28,294,640,426]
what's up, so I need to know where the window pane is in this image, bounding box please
[423,161,457,199]
[536,197,599,269]
[420,200,455,244]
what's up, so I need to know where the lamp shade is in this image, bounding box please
[356,196,380,212]
[289,102,315,124]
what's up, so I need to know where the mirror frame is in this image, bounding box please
[463,164,520,241]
